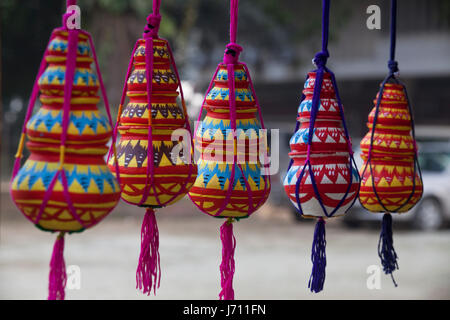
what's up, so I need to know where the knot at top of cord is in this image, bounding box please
[388,60,399,75]
[143,13,161,38]
[223,43,243,65]
[313,50,329,69]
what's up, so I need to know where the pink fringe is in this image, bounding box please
[136,208,161,295]
[48,232,67,300]
[219,219,236,300]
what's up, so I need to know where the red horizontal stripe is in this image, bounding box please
[29,152,108,164]
[120,118,186,127]
[127,94,178,103]
[205,100,255,108]
[205,111,256,119]
[366,124,411,135]
[112,164,197,175]
[11,189,121,203]
[212,81,250,89]
[26,130,111,142]
[189,187,269,198]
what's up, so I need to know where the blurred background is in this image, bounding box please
[1,0,450,299]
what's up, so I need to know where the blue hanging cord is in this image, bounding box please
[378,0,400,287]
[313,0,330,69]
[388,0,399,74]
[362,0,423,287]
[307,0,330,294]
[309,217,327,293]
[378,213,399,287]
[287,0,360,293]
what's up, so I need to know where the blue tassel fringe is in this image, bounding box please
[308,218,327,293]
[378,213,399,287]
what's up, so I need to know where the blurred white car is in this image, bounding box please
[344,140,450,230]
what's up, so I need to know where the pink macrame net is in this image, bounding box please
[107,0,195,295]
[10,0,118,300]
[188,0,271,300]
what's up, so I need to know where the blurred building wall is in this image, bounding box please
[256,0,450,133]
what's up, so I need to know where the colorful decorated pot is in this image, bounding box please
[290,119,349,154]
[127,39,178,93]
[298,72,341,120]
[109,38,197,208]
[359,83,423,213]
[359,157,422,212]
[284,71,359,218]
[189,63,270,218]
[284,153,359,217]
[38,32,98,97]
[10,29,121,233]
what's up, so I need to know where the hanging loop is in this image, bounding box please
[229,0,239,44]
[313,0,330,69]
[388,0,399,75]
[144,0,162,38]
[62,0,78,29]
[224,0,242,65]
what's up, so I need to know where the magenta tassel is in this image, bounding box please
[48,232,67,300]
[219,218,236,300]
[136,208,161,295]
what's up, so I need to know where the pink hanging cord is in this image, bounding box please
[229,0,239,44]
[138,0,161,206]
[144,0,161,38]
[212,0,243,218]
[48,4,82,300]
[138,13,162,281]
[136,208,161,295]
[48,232,67,300]
[62,0,77,28]
[220,0,241,281]
[219,218,236,300]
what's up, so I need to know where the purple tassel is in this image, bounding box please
[308,217,326,293]
[219,218,236,300]
[136,208,161,295]
[378,213,399,287]
[48,232,67,300]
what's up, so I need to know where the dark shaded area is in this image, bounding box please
[256,76,450,137]
[1,1,63,101]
